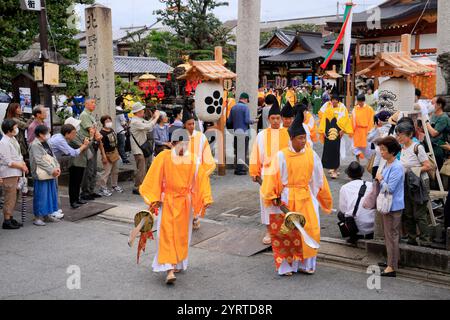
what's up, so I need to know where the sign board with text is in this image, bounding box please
[44,62,59,86]
[20,0,41,11]
[85,5,115,122]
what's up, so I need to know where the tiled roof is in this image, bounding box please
[178,61,236,81]
[263,32,342,63]
[259,48,285,58]
[356,52,435,77]
[327,0,437,28]
[72,54,173,75]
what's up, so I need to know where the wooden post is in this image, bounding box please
[346,75,351,108]
[39,0,53,132]
[215,47,227,176]
[401,34,412,56]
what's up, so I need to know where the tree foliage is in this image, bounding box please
[284,23,323,33]
[0,0,94,92]
[154,0,230,50]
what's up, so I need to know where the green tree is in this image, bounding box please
[154,0,230,50]
[284,23,323,33]
[260,31,273,46]
[140,30,192,66]
[60,67,88,97]
[115,76,142,98]
[0,0,94,92]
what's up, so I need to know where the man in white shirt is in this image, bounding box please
[339,162,376,244]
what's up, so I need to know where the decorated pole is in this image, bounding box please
[215,47,227,176]
[321,1,354,107]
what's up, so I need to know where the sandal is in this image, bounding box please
[299,269,315,275]
[282,272,293,277]
[330,171,338,179]
[166,271,177,284]
[193,218,200,230]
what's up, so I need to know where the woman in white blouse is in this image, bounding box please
[0,119,29,230]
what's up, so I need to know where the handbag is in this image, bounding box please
[363,179,380,210]
[131,133,153,158]
[376,187,393,215]
[338,182,367,238]
[366,153,376,173]
[105,149,120,163]
[36,154,59,180]
[440,159,450,176]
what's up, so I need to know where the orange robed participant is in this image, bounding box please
[183,107,216,229]
[352,94,375,161]
[250,103,290,245]
[290,103,317,147]
[261,111,333,276]
[139,132,213,284]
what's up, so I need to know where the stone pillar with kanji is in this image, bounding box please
[85,4,115,124]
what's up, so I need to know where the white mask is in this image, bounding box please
[45,133,51,141]
[105,122,113,129]
[13,127,19,136]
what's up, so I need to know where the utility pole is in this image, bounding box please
[38,0,54,131]
[337,1,339,18]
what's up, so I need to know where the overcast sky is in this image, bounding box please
[75,0,385,32]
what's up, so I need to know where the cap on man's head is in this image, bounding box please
[132,102,145,114]
[239,92,250,101]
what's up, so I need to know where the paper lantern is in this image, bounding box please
[195,82,224,122]
[378,78,415,113]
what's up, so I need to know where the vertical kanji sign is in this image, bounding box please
[20,0,42,11]
[85,4,115,124]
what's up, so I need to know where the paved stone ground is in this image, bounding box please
[1,217,449,300]
[92,138,367,239]
[5,133,447,300]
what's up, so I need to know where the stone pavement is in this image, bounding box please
[1,217,450,300]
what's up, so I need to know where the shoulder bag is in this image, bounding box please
[338,182,367,238]
[131,133,153,158]
[36,154,59,180]
[414,143,437,180]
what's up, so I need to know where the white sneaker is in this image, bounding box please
[99,188,112,197]
[44,216,60,223]
[51,211,64,219]
[33,219,46,226]
[112,186,123,193]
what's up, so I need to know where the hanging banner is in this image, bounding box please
[19,87,32,114]
[44,62,59,86]
[34,66,43,82]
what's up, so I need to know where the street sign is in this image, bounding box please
[20,0,42,11]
